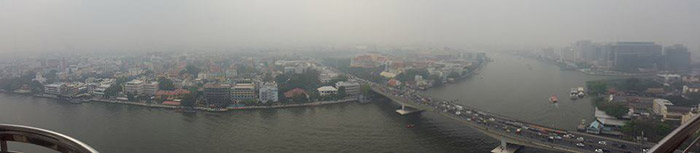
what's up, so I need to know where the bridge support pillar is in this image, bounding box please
[491,137,522,153]
[395,105,422,115]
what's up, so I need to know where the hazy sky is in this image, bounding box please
[1,0,699,53]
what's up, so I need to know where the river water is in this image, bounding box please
[0,54,617,153]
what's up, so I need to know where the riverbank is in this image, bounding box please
[1,92,358,112]
[515,53,655,77]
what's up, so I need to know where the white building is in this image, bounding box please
[336,81,361,97]
[259,82,278,103]
[317,86,338,96]
[142,81,159,96]
[44,83,65,95]
[124,80,144,95]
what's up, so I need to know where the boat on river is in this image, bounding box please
[549,95,558,103]
[569,88,578,100]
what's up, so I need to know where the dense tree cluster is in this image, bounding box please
[158,77,176,91]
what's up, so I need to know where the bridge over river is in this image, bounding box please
[358,79,653,153]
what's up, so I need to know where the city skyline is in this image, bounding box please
[1,0,699,55]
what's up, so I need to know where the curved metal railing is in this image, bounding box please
[0,124,98,153]
[648,114,700,153]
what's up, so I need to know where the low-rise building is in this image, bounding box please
[44,83,65,95]
[232,83,256,100]
[683,84,700,94]
[259,82,278,103]
[317,86,337,96]
[155,89,191,100]
[336,81,360,98]
[204,83,231,107]
[124,80,144,95]
[142,81,159,96]
[653,98,697,121]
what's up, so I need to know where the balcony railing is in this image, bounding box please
[649,114,700,153]
[0,124,98,153]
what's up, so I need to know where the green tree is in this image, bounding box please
[621,119,673,142]
[181,94,196,107]
[180,64,200,77]
[158,77,176,91]
[239,99,258,105]
[325,75,348,86]
[126,92,136,101]
[104,84,121,98]
[447,72,461,79]
[263,73,274,82]
[337,86,346,99]
[395,68,429,82]
[292,94,309,103]
[586,81,608,95]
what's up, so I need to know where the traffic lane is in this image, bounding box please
[376,86,642,153]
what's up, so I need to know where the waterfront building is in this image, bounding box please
[232,83,256,100]
[204,83,231,107]
[142,81,159,96]
[258,82,278,103]
[124,80,144,95]
[664,44,691,72]
[44,83,65,95]
[155,89,191,100]
[335,81,360,98]
[92,84,111,97]
[609,42,662,72]
[317,86,337,96]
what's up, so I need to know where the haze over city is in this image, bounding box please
[1,0,699,54]
[3,1,700,153]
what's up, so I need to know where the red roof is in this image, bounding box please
[162,101,181,106]
[388,79,401,86]
[156,89,191,96]
[284,88,308,98]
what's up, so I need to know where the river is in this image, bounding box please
[0,53,618,153]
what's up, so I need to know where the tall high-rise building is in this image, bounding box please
[664,44,691,72]
[609,42,662,72]
[204,84,231,107]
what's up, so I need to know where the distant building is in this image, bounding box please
[155,89,191,100]
[350,54,388,68]
[44,83,65,95]
[124,80,144,95]
[231,83,256,100]
[653,99,696,122]
[380,71,397,78]
[142,81,159,96]
[387,79,401,87]
[664,44,691,72]
[204,84,231,107]
[336,81,360,98]
[32,72,46,84]
[609,42,663,72]
[92,84,112,97]
[682,84,700,94]
[317,86,338,96]
[259,82,278,103]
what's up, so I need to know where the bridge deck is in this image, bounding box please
[368,84,652,153]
